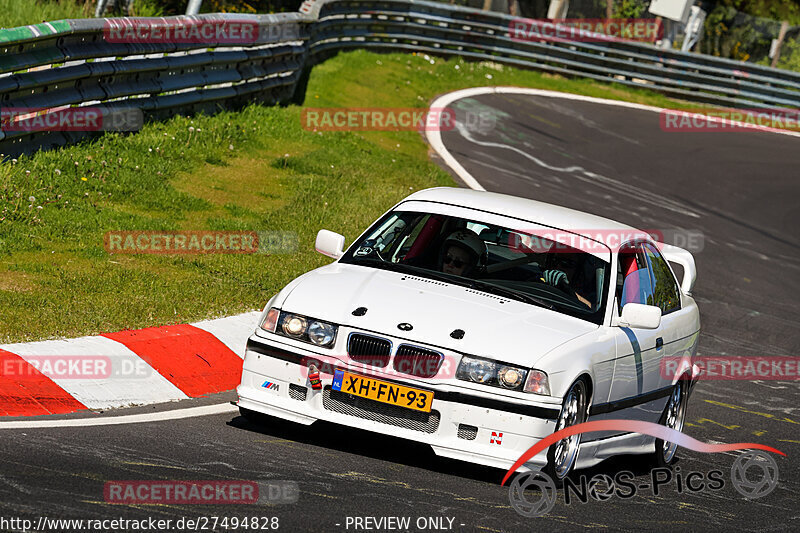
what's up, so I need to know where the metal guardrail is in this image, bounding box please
[309,0,800,108]
[0,14,308,156]
[1,0,798,157]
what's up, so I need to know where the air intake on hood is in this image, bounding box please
[393,344,443,378]
[348,333,391,367]
[450,329,465,339]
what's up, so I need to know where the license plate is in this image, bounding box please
[332,369,434,413]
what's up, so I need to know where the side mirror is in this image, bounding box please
[315,229,345,259]
[619,303,662,329]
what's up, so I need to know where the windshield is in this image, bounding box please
[339,210,610,324]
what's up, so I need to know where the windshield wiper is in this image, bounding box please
[466,280,555,310]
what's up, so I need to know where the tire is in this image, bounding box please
[654,377,688,467]
[545,379,589,481]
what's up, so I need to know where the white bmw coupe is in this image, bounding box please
[237,187,700,479]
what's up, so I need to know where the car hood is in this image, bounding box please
[278,263,597,367]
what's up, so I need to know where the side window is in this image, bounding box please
[616,244,654,314]
[644,243,682,314]
[466,222,489,236]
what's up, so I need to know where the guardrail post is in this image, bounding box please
[186,0,204,15]
[770,21,790,69]
[547,0,569,20]
[95,0,112,17]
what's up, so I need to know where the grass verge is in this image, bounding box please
[1,50,704,342]
[0,0,91,29]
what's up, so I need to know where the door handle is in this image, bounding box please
[656,337,664,350]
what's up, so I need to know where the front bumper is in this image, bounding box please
[237,334,560,472]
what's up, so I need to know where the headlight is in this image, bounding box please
[282,315,308,337]
[457,356,550,395]
[498,366,524,389]
[308,321,336,347]
[456,355,528,392]
[463,357,495,383]
[524,369,551,396]
[270,311,338,349]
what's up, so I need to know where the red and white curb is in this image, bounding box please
[0,311,260,417]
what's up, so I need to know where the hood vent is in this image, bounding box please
[400,275,447,286]
[450,329,465,339]
[464,288,509,303]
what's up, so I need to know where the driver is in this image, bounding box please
[542,252,592,308]
[439,229,486,277]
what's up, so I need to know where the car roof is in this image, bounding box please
[402,187,643,236]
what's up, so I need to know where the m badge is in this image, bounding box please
[262,381,280,391]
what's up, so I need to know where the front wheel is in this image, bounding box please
[654,378,688,466]
[545,379,588,481]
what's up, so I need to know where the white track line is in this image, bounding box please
[425,87,800,192]
[0,402,239,430]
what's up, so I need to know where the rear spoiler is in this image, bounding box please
[660,243,697,296]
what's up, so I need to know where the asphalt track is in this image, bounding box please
[2,91,799,532]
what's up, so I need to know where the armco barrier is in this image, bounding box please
[0,14,309,156]
[1,0,798,157]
